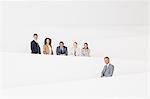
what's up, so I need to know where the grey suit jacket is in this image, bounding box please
[101,64,114,77]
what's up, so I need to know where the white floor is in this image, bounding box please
[0,72,149,99]
[0,53,149,99]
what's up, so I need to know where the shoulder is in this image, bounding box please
[64,46,67,48]
[31,40,36,45]
[104,65,107,67]
[103,65,107,69]
[31,40,35,43]
[109,64,114,68]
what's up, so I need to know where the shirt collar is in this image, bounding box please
[33,39,37,43]
[106,63,110,67]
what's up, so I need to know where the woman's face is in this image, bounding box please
[84,44,88,49]
[46,39,50,44]
[73,42,77,47]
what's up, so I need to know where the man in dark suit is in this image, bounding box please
[56,41,68,56]
[30,34,41,54]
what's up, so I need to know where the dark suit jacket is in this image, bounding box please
[56,46,68,56]
[31,40,41,54]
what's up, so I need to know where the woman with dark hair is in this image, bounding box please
[43,38,53,55]
[81,43,90,57]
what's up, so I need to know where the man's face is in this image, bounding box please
[59,43,64,47]
[34,35,38,40]
[104,58,109,64]
[84,44,88,49]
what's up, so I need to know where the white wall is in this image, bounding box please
[0,0,148,60]
[148,1,150,72]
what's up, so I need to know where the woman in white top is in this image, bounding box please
[81,43,90,57]
[69,42,80,56]
[43,38,53,55]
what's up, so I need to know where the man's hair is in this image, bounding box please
[59,41,64,44]
[33,33,38,36]
[104,57,109,60]
[74,42,77,44]
[83,42,88,49]
[84,42,88,45]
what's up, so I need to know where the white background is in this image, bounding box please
[0,0,148,61]
[0,0,149,98]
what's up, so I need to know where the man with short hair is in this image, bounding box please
[30,33,41,54]
[101,57,114,77]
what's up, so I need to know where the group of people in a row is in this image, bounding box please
[31,34,90,56]
[30,33,114,77]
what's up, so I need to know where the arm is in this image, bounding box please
[31,42,33,53]
[31,41,37,53]
[107,65,114,77]
[101,66,106,77]
[43,45,46,54]
[56,47,60,55]
[51,49,53,55]
[81,49,84,56]
[88,49,90,57]
[38,46,41,54]
[65,47,68,56]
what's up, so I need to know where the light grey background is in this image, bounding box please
[0,0,148,61]
[0,0,149,98]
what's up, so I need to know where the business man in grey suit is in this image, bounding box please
[101,57,114,77]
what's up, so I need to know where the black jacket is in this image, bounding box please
[31,40,41,54]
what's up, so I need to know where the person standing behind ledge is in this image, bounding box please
[56,41,68,56]
[69,42,80,56]
[81,43,90,57]
[43,38,53,55]
[101,57,114,77]
[31,34,41,54]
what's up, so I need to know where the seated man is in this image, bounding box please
[101,57,114,77]
[56,41,68,56]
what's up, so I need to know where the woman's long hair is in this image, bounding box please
[83,42,89,49]
[44,38,52,46]
[44,38,53,54]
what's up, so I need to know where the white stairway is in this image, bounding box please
[0,52,148,98]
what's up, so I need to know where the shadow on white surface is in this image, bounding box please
[0,72,148,98]
[0,52,148,98]
[0,52,147,88]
